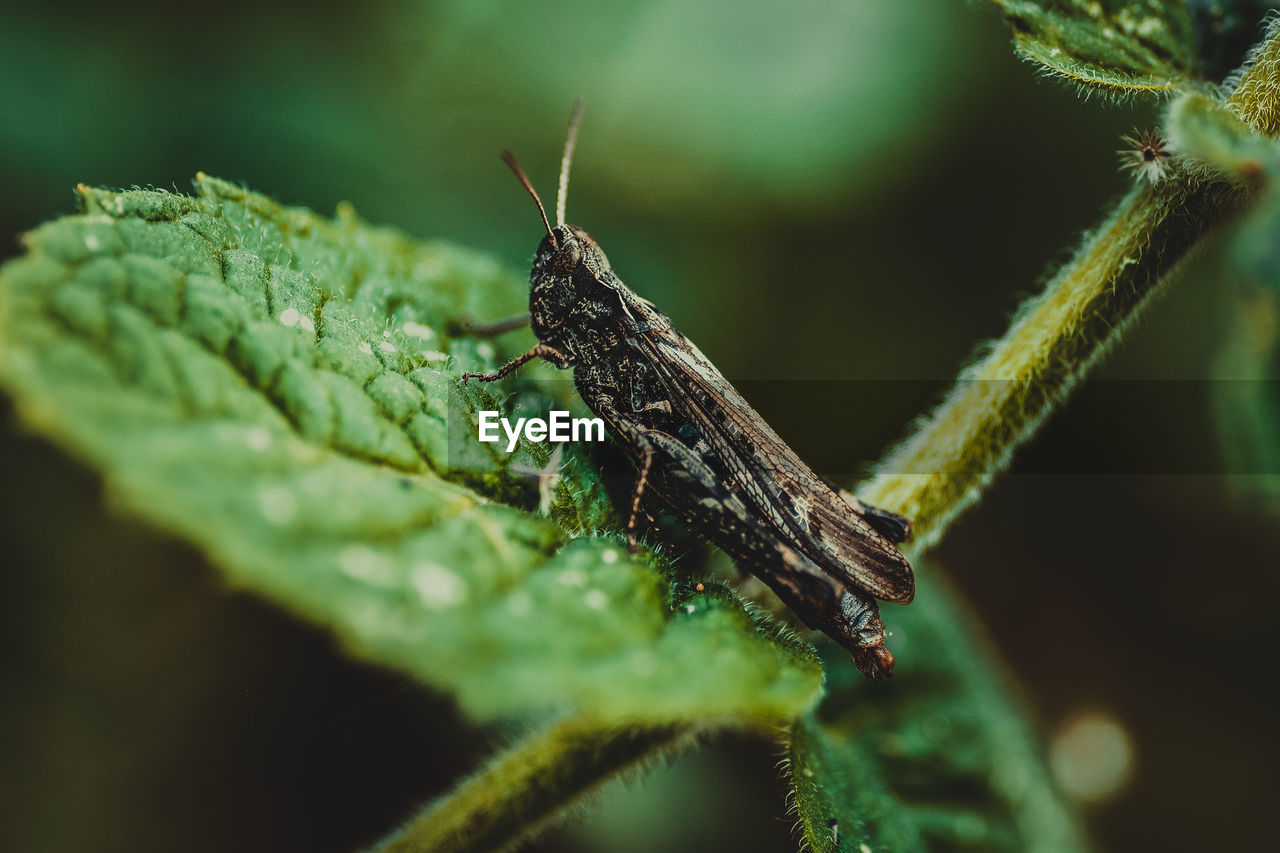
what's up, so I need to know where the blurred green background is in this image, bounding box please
[3,1,1279,850]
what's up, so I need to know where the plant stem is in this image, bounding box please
[860,22,1280,551]
[860,174,1252,551]
[373,718,689,853]
[1228,18,1280,135]
[857,181,1198,547]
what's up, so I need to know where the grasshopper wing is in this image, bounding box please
[630,328,915,604]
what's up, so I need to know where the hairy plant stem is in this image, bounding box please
[1228,18,1280,136]
[390,28,1280,853]
[858,175,1245,551]
[373,718,690,853]
[859,25,1280,553]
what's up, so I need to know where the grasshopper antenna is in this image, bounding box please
[556,98,585,227]
[501,150,557,248]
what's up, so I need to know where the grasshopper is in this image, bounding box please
[462,105,915,678]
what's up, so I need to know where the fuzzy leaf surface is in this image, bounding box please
[994,0,1198,95]
[0,177,823,725]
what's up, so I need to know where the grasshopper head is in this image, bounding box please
[533,225,611,280]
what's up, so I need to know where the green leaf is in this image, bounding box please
[789,570,1088,853]
[1167,91,1275,178]
[993,0,1199,95]
[1210,172,1280,508]
[1210,286,1280,506]
[0,176,822,726]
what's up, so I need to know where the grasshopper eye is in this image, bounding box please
[552,240,582,273]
